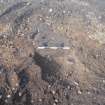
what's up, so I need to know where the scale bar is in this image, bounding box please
[37,47,70,50]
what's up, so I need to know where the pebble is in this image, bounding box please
[78,90,82,94]
[63,10,66,14]
[55,99,58,103]
[48,85,51,88]
[16,83,19,87]
[87,91,91,95]
[67,85,70,89]
[73,81,79,86]
[53,103,56,105]
[52,90,56,95]
[19,92,22,96]
[68,58,75,64]
[12,88,15,91]
[27,18,30,22]
[49,8,53,12]
[32,41,35,46]
[21,33,24,36]
[39,17,43,21]
[26,2,31,6]
[98,16,102,19]
[11,78,14,81]
[39,98,42,102]
[31,100,34,103]
[0,95,2,99]
[103,80,105,83]
[5,99,8,103]
[7,94,11,98]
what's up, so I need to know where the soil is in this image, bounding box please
[0,0,105,105]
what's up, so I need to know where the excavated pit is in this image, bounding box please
[0,49,70,105]
[34,52,62,84]
[0,0,105,105]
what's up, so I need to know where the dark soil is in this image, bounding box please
[0,0,105,105]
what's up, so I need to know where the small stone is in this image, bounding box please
[26,2,31,6]
[55,99,58,103]
[0,95,2,99]
[74,81,79,86]
[68,58,75,64]
[63,10,66,14]
[21,33,24,36]
[67,85,70,89]
[52,90,56,95]
[98,16,102,19]
[39,17,43,21]
[19,92,22,96]
[53,103,56,105]
[49,8,53,12]
[31,100,34,103]
[7,94,11,98]
[5,99,8,103]
[48,85,51,88]
[27,18,30,22]
[87,91,91,94]
[103,80,105,83]
[39,98,42,102]
[16,83,19,87]
[32,41,35,46]
[12,88,15,91]
[4,35,7,38]
[11,78,14,81]
[78,90,82,94]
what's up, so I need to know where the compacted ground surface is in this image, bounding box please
[0,0,105,105]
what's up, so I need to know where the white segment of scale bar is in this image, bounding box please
[37,47,70,50]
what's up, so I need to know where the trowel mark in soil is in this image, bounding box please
[0,2,29,18]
